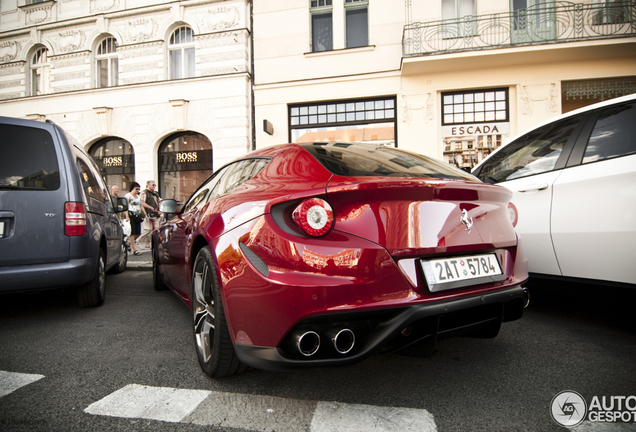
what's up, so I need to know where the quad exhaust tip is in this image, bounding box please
[293,330,320,357]
[523,287,530,308]
[328,328,355,354]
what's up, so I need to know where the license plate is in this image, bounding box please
[0,221,4,238]
[421,253,505,292]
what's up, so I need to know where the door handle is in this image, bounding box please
[517,183,549,193]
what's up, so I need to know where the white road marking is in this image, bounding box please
[0,370,45,398]
[84,384,211,423]
[311,401,438,432]
[86,384,438,431]
[573,421,636,431]
[185,391,317,431]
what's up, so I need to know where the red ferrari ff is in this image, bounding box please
[152,142,528,377]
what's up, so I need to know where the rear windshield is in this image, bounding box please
[300,142,477,181]
[0,124,60,190]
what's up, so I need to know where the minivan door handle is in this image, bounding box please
[517,183,549,193]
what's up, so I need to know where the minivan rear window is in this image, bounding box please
[0,124,60,190]
[300,142,476,181]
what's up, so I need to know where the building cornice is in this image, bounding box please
[0,71,252,104]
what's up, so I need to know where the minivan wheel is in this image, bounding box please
[109,241,127,274]
[77,249,106,308]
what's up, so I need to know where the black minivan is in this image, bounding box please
[0,116,129,307]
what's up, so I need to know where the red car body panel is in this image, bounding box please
[152,142,528,371]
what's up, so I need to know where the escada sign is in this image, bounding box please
[443,122,510,137]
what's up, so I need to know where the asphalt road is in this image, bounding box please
[0,271,634,432]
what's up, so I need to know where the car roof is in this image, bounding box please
[472,93,636,173]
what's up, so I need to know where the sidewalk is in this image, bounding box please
[126,245,153,271]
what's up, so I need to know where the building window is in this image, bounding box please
[89,138,135,192]
[169,26,195,79]
[561,76,636,113]
[311,0,333,52]
[95,37,118,88]
[345,0,369,48]
[442,88,509,125]
[159,132,213,204]
[442,0,476,37]
[592,0,628,25]
[442,88,508,170]
[29,47,49,96]
[289,97,396,146]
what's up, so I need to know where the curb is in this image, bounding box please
[127,261,153,271]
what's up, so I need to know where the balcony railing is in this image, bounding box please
[403,1,636,57]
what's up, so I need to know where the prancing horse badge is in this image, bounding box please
[460,209,473,233]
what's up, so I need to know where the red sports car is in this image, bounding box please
[152,142,528,377]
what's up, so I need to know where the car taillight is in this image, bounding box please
[508,202,519,228]
[65,202,87,236]
[292,198,334,237]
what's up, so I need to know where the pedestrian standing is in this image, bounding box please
[125,182,144,255]
[110,185,129,220]
[137,180,160,249]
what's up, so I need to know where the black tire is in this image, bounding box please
[192,247,243,377]
[153,256,168,291]
[109,241,128,274]
[77,249,106,308]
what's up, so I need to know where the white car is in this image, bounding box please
[472,94,636,287]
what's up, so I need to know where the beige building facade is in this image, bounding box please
[253,0,636,170]
[1,0,634,189]
[0,0,252,202]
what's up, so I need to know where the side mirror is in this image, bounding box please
[116,197,129,213]
[159,199,178,214]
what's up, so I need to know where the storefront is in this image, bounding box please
[158,132,213,204]
[89,137,135,193]
[441,88,510,170]
[289,96,397,146]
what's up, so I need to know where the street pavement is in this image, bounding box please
[126,244,152,271]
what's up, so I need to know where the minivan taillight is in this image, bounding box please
[65,202,87,236]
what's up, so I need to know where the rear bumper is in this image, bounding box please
[234,284,526,371]
[0,258,95,292]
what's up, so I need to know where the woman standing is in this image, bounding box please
[125,182,145,255]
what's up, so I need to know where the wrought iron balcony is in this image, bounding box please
[403,1,636,57]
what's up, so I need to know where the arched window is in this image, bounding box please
[95,37,118,88]
[169,26,195,79]
[89,138,135,193]
[158,132,213,203]
[29,46,49,96]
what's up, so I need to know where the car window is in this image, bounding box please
[583,101,636,164]
[182,171,221,213]
[215,158,271,197]
[182,188,210,213]
[301,143,476,181]
[0,124,60,190]
[247,158,270,179]
[77,159,106,203]
[476,116,582,183]
[219,160,255,195]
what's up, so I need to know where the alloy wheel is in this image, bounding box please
[193,261,215,363]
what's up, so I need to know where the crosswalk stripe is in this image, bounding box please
[84,384,211,423]
[85,384,438,431]
[311,401,437,432]
[0,370,45,398]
